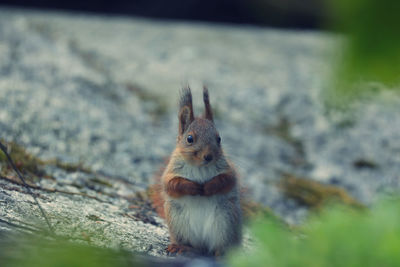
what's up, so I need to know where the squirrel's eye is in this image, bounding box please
[217,136,221,144]
[187,135,194,143]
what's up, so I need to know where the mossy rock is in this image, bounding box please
[0,140,45,179]
[0,140,95,176]
[279,174,364,210]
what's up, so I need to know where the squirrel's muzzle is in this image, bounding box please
[200,145,218,164]
[204,154,213,162]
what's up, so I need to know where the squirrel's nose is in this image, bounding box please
[204,154,213,162]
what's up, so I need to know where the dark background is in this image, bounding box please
[0,0,328,29]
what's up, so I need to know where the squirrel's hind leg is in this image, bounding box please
[166,244,197,256]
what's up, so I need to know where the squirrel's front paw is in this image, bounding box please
[166,244,193,255]
[166,177,203,198]
[203,173,235,196]
[203,182,218,196]
[187,183,203,196]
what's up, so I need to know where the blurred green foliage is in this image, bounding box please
[1,235,140,267]
[326,0,400,107]
[229,197,400,267]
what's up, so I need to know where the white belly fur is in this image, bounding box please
[168,191,238,252]
[166,159,241,252]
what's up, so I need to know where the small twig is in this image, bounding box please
[0,141,54,234]
[0,175,109,203]
[0,218,41,233]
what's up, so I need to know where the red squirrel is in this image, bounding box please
[151,87,242,256]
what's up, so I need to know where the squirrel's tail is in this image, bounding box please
[149,157,170,219]
[149,183,165,218]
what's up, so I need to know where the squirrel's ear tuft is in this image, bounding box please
[179,106,193,135]
[179,87,194,118]
[178,87,194,135]
[203,86,214,122]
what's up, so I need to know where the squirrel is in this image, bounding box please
[151,87,242,256]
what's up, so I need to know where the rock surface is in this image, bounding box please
[0,7,400,260]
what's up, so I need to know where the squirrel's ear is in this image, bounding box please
[179,106,193,135]
[203,86,214,122]
[178,87,194,135]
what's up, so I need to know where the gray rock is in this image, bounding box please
[0,6,399,260]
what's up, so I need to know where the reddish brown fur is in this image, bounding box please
[150,87,242,255]
[150,157,170,219]
[166,244,196,255]
[203,172,236,196]
[166,176,203,198]
[151,161,237,219]
[151,170,241,219]
[150,183,165,218]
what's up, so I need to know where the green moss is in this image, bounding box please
[0,140,95,175]
[229,197,400,267]
[89,177,113,188]
[279,174,364,210]
[0,140,45,179]
[0,140,98,187]
[50,160,93,174]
